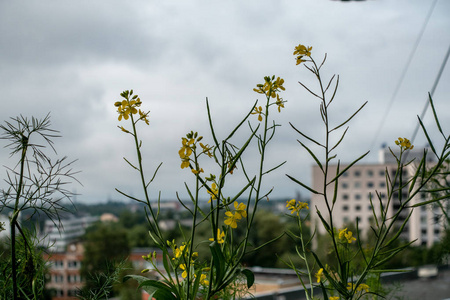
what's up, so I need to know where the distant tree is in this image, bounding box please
[81,222,130,295]
[119,210,147,229]
[242,210,297,267]
[127,224,157,248]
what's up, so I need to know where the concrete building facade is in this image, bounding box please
[311,147,447,247]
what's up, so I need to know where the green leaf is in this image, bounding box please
[286,174,321,194]
[210,241,226,285]
[242,269,255,288]
[139,280,178,300]
[299,141,323,172]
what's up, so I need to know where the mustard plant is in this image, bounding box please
[285,44,450,300]
[114,83,287,299]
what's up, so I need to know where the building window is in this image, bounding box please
[68,261,80,269]
[355,205,361,211]
[342,172,348,177]
[354,181,361,188]
[53,290,64,297]
[354,170,361,177]
[342,182,348,189]
[53,260,64,269]
[379,181,385,188]
[342,194,349,200]
[379,170,385,177]
[355,194,361,200]
[367,182,374,188]
[367,170,374,177]
[343,205,349,211]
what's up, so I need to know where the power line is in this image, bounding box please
[411,43,450,144]
[369,0,439,151]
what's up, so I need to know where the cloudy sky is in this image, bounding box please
[1,0,449,205]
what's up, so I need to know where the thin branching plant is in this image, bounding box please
[0,114,79,300]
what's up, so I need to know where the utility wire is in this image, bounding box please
[369,0,438,151]
[411,43,450,144]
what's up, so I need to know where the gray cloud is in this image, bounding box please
[0,0,449,203]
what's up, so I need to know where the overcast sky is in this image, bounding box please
[1,0,449,205]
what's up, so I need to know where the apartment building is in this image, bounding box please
[310,147,447,247]
[44,242,84,300]
[40,215,99,252]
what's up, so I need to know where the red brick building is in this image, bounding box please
[43,242,84,300]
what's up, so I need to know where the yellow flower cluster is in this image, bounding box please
[338,228,356,244]
[347,282,370,293]
[286,199,309,216]
[252,75,286,120]
[395,137,414,150]
[178,131,213,174]
[207,182,219,203]
[315,268,324,283]
[114,90,149,125]
[224,202,247,229]
[293,44,312,65]
[196,273,209,285]
[329,297,339,300]
[209,228,225,244]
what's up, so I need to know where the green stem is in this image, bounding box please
[11,138,28,300]
[129,111,163,242]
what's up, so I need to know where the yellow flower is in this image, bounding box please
[347,282,354,291]
[274,77,285,92]
[199,142,213,158]
[192,168,204,175]
[251,106,264,122]
[329,297,339,300]
[293,44,312,57]
[345,231,356,243]
[339,228,357,243]
[179,264,187,278]
[315,268,324,283]
[180,159,190,169]
[234,202,247,219]
[395,137,414,150]
[209,228,226,244]
[138,109,150,125]
[275,94,285,112]
[200,273,209,285]
[357,283,370,293]
[115,95,142,121]
[173,244,186,259]
[253,75,285,99]
[224,211,241,229]
[286,199,309,216]
[207,183,219,203]
[179,137,194,159]
[293,44,312,65]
